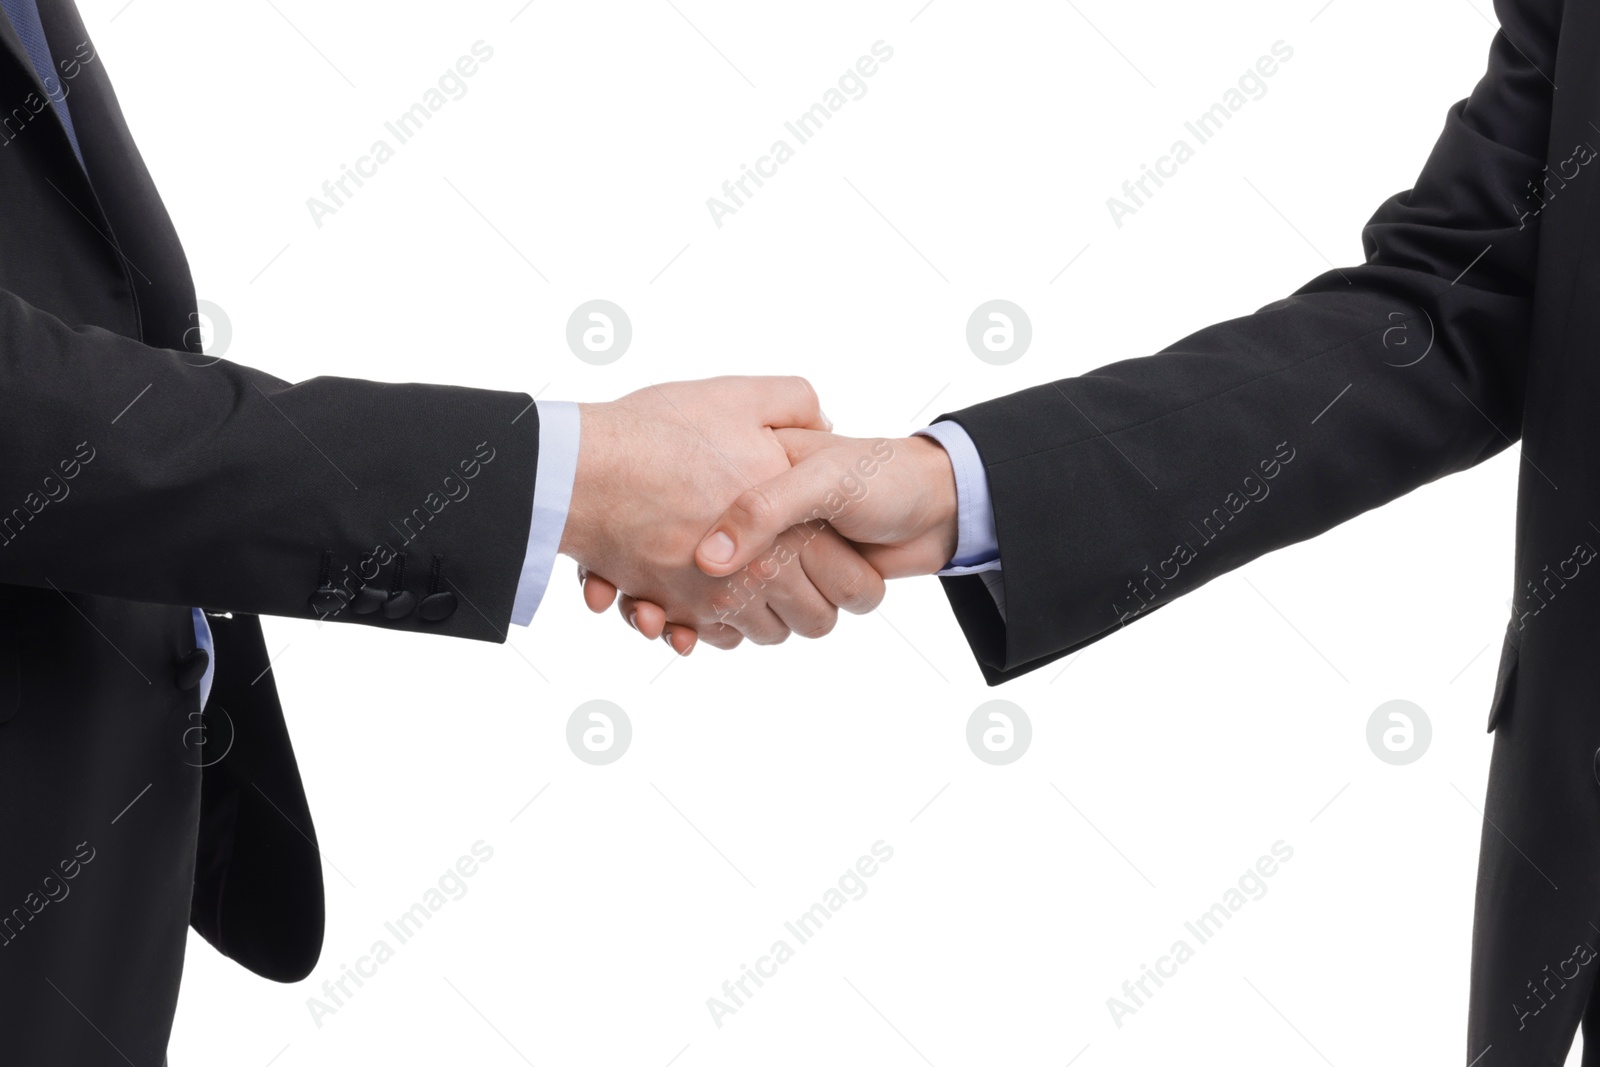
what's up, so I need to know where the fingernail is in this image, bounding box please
[700,531,735,565]
[820,409,834,431]
[661,630,674,649]
[627,609,638,632]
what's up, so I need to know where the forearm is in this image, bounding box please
[943,265,1531,680]
[939,0,1550,682]
[0,288,539,640]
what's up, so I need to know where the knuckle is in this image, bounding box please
[800,612,837,639]
[749,550,784,583]
[732,486,778,527]
[703,627,740,650]
[708,591,745,620]
[783,375,819,411]
[836,570,882,612]
[799,378,821,415]
[746,623,789,646]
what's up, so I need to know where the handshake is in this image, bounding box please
[558,376,966,655]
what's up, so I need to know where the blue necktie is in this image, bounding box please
[0,0,83,165]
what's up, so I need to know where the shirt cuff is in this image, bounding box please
[191,607,216,710]
[511,400,580,626]
[914,420,1001,575]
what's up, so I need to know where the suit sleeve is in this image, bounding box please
[0,289,540,642]
[938,0,1558,682]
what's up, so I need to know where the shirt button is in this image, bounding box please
[174,648,210,692]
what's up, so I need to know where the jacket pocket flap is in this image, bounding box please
[1486,623,1521,733]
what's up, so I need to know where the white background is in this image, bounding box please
[73,0,1532,1062]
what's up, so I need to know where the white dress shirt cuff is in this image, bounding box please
[915,420,1001,575]
[511,400,580,626]
[191,607,216,711]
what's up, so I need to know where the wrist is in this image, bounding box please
[899,435,960,574]
[558,401,619,565]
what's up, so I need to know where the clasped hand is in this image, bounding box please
[561,377,960,655]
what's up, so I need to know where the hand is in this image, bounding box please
[599,429,960,651]
[699,430,961,579]
[560,379,886,651]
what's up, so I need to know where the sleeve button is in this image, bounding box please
[351,585,387,615]
[382,590,416,619]
[308,586,345,614]
[419,591,457,622]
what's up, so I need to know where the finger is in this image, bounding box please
[695,621,745,651]
[708,575,790,644]
[772,426,842,464]
[661,625,698,656]
[618,596,667,639]
[795,524,886,615]
[696,457,846,577]
[757,530,839,639]
[752,524,844,633]
[736,605,790,646]
[736,375,831,432]
[617,593,639,626]
[582,569,619,613]
[617,594,700,654]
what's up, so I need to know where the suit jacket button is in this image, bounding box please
[308,586,345,614]
[419,591,457,622]
[350,585,387,615]
[382,590,416,619]
[175,648,210,691]
[1593,748,1600,787]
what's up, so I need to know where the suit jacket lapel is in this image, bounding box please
[0,1,86,175]
[30,0,201,350]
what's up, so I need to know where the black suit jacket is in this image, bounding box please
[941,0,1600,1059]
[0,3,540,1062]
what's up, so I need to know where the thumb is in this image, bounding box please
[771,426,841,465]
[696,456,844,577]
